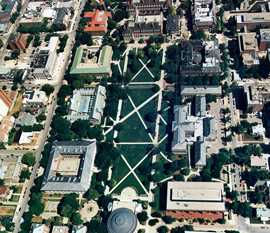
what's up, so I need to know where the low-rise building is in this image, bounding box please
[52,226,69,233]
[0,186,10,201]
[84,9,110,36]
[8,32,27,51]
[20,16,44,27]
[0,116,15,143]
[66,85,106,124]
[70,45,113,77]
[55,1,76,11]
[251,155,268,168]
[166,181,226,220]
[180,40,221,76]
[22,90,48,106]
[180,85,222,97]
[252,123,265,136]
[42,7,56,19]
[242,52,260,68]
[32,50,57,80]
[194,140,206,169]
[15,112,36,128]
[72,226,87,233]
[0,87,12,121]
[19,131,34,145]
[195,95,206,117]
[54,8,70,26]
[256,207,270,221]
[238,32,258,55]
[41,141,97,194]
[0,1,18,20]
[203,117,216,141]
[255,180,270,206]
[0,156,23,182]
[27,2,45,13]
[259,28,270,51]
[30,224,50,233]
[191,0,216,30]
[166,14,180,35]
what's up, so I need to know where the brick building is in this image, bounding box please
[0,186,10,201]
[8,32,27,51]
[0,1,17,20]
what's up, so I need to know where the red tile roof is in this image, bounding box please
[84,9,110,32]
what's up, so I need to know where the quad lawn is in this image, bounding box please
[127,85,156,107]
[139,97,158,129]
[147,50,163,77]
[117,113,151,142]
[112,173,146,195]
[105,129,114,142]
[158,137,170,155]
[118,144,151,167]
[132,68,154,82]
[158,120,167,142]
[111,156,130,184]
[134,154,152,191]
[120,98,134,118]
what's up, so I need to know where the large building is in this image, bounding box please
[8,32,27,51]
[15,112,36,128]
[166,14,180,35]
[166,181,226,220]
[107,208,139,233]
[191,0,217,30]
[0,156,23,182]
[180,40,221,76]
[126,0,172,17]
[259,28,270,51]
[0,116,15,143]
[0,88,12,121]
[238,32,258,55]
[54,7,70,26]
[244,83,270,112]
[123,13,163,42]
[32,50,57,80]
[22,90,48,106]
[180,85,222,98]
[70,45,113,77]
[30,224,50,233]
[0,1,17,20]
[41,141,97,194]
[66,85,106,124]
[84,9,111,36]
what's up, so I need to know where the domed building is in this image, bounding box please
[107,208,139,233]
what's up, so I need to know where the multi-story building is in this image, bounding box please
[54,8,70,26]
[238,32,258,55]
[0,87,12,121]
[259,28,270,51]
[41,141,97,194]
[0,1,17,20]
[0,116,15,143]
[126,0,172,17]
[84,9,111,36]
[0,186,10,201]
[180,40,222,76]
[166,181,226,220]
[70,45,113,77]
[20,17,44,27]
[191,0,216,30]
[0,156,23,182]
[52,226,69,233]
[166,14,180,35]
[8,32,27,51]
[22,90,48,106]
[180,85,222,98]
[30,224,50,233]
[66,85,106,124]
[55,1,76,11]
[122,12,163,42]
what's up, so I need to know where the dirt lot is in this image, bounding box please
[0,206,16,216]
[8,92,21,116]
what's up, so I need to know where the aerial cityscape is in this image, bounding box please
[0,0,270,232]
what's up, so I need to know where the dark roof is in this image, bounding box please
[123,21,161,36]
[195,95,206,117]
[33,55,49,69]
[194,140,206,166]
[107,208,138,233]
[167,14,180,31]
[0,1,17,15]
[24,91,35,99]
[8,32,20,43]
[54,7,68,25]
[126,0,172,11]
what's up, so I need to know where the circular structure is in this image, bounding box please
[107,208,138,233]
[120,187,138,201]
[80,201,99,220]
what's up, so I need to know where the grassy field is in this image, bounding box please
[132,68,154,82]
[158,120,167,142]
[10,195,20,202]
[147,50,163,77]
[127,85,155,107]
[32,216,43,223]
[120,98,134,118]
[105,129,114,142]
[0,205,16,216]
[8,93,21,116]
[158,137,170,155]
[111,156,130,184]
[13,186,23,194]
[117,113,151,142]
[138,97,158,129]
[134,154,152,191]
[118,144,150,167]
[112,173,146,195]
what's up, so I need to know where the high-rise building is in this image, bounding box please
[8,32,27,51]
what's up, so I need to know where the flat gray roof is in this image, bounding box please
[180,85,222,95]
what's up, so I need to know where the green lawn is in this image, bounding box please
[118,144,151,167]
[111,156,130,184]
[120,55,126,73]
[13,186,23,194]
[105,129,114,142]
[139,49,150,64]
[158,120,167,142]
[112,173,146,195]
[138,97,158,129]
[120,98,134,118]
[10,195,20,202]
[147,49,163,77]
[117,113,151,142]
[132,68,154,82]
[249,217,263,224]
[127,85,156,107]
[160,99,171,123]
[134,154,152,191]
[153,154,171,182]
[158,137,170,155]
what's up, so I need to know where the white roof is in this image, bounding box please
[48,36,59,53]
[257,207,270,219]
[251,155,267,167]
[42,7,56,18]
[19,131,33,144]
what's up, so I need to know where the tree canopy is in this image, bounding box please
[22,152,36,166]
